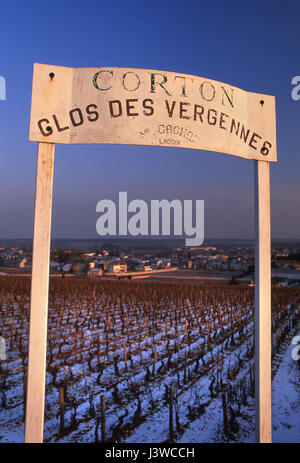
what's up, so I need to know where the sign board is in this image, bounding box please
[25,63,276,444]
[29,64,277,162]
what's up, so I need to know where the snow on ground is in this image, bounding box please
[272,330,300,443]
[0,331,298,443]
[181,329,300,443]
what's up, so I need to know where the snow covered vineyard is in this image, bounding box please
[0,276,299,443]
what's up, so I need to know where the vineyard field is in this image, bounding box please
[0,276,299,443]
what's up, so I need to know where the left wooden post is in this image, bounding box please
[25,142,55,443]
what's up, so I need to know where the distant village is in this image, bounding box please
[1,242,300,287]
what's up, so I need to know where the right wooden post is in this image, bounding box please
[254,159,272,443]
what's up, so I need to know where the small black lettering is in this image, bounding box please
[261,141,272,156]
[249,132,262,150]
[122,72,141,92]
[219,112,229,130]
[142,98,154,116]
[230,118,240,136]
[240,125,250,143]
[86,104,99,122]
[207,108,217,125]
[193,105,204,122]
[165,100,176,117]
[126,99,139,116]
[93,70,113,91]
[109,100,122,118]
[200,81,216,101]
[150,73,171,95]
[37,118,52,136]
[52,114,69,132]
[221,86,234,108]
[69,108,84,127]
[179,101,190,119]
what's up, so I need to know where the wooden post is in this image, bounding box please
[152,347,157,376]
[221,392,228,436]
[25,142,55,443]
[184,351,188,384]
[23,372,27,421]
[249,362,254,396]
[124,343,128,372]
[216,353,220,389]
[101,394,106,443]
[59,386,65,434]
[254,160,272,443]
[169,386,174,437]
[75,330,79,362]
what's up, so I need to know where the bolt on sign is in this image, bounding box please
[29,64,276,161]
[26,63,277,445]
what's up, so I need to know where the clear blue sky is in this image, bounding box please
[0,0,299,240]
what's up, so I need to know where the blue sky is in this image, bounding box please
[0,0,299,240]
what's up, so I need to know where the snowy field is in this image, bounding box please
[0,329,298,444]
[0,277,299,443]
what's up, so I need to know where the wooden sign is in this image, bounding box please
[25,63,276,444]
[29,64,277,162]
